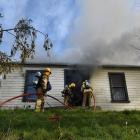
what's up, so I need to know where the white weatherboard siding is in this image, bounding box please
[0,70,25,108]
[0,66,64,108]
[91,68,140,111]
[1,65,140,111]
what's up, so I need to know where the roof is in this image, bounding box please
[21,62,140,69]
[102,64,140,69]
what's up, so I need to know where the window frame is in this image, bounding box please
[108,72,130,103]
[23,70,42,102]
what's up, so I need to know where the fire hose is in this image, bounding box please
[0,93,96,111]
[0,93,71,109]
[92,95,96,111]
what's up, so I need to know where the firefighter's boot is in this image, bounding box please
[35,99,42,112]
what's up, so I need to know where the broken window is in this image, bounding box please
[23,70,42,102]
[64,69,90,106]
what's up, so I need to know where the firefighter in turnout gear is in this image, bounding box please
[81,80,93,107]
[33,72,42,86]
[61,83,76,106]
[68,83,77,106]
[35,68,52,112]
[61,85,71,105]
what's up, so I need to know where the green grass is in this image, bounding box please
[0,108,140,140]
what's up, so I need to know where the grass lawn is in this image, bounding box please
[0,108,140,140]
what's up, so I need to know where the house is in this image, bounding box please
[0,63,140,111]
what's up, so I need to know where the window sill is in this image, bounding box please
[22,99,36,102]
[111,100,130,103]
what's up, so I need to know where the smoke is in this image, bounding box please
[61,30,140,65]
[2,0,140,65]
[60,0,140,65]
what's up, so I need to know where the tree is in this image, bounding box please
[0,16,53,75]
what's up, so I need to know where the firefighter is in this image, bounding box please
[35,68,52,112]
[33,71,42,86]
[61,85,71,105]
[68,83,76,106]
[81,80,93,107]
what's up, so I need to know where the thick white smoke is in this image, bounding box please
[2,0,140,65]
[61,0,140,65]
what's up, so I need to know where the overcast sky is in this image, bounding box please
[1,0,140,64]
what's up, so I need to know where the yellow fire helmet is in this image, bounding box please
[43,68,52,75]
[69,83,76,88]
